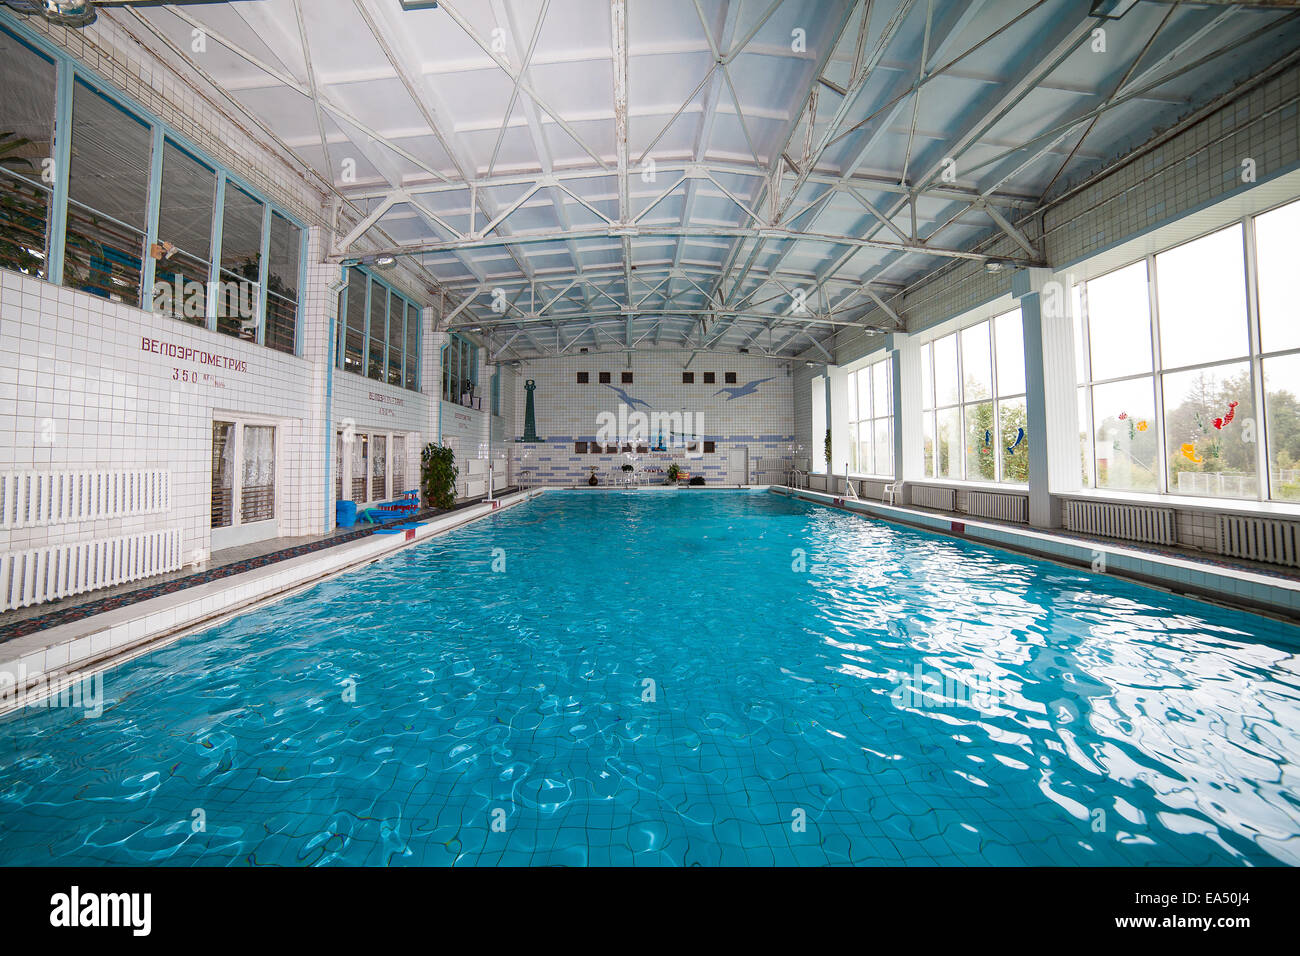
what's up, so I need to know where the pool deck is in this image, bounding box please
[1,484,1296,714]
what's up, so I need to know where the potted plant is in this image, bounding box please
[666,463,681,484]
[420,443,458,510]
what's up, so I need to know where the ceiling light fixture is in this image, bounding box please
[373,254,397,270]
[3,0,96,28]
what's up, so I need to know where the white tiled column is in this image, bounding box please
[887,331,923,488]
[1014,268,1080,528]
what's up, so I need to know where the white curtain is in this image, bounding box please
[242,426,274,487]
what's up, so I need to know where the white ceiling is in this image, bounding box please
[110,0,1300,360]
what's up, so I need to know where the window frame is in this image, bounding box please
[1073,211,1297,503]
[918,308,1027,485]
[0,19,307,354]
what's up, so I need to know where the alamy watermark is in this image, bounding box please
[0,668,104,718]
[595,406,706,458]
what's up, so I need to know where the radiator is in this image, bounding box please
[1064,500,1176,545]
[0,528,185,612]
[911,485,956,511]
[0,470,171,530]
[1217,515,1300,567]
[965,491,1029,523]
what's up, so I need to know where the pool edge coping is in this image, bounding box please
[776,486,1300,625]
[0,489,542,716]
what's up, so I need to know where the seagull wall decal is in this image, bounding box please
[602,383,652,409]
[714,376,775,401]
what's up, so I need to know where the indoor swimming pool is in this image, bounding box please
[0,490,1297,866]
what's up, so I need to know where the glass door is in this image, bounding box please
[209,418,280,552]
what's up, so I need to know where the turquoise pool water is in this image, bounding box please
[1,490,1298,866]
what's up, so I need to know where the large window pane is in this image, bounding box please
[920,344,933,410]
[1163,362,1257,499]
[873,419,892,477]
[217,184,263,340]
[933,334,959,406]
[0,29,56,278]
[873,362,891,416]
[936,407,961,479]
[995,309,1025,396]
[1087,261,1152,382]
[1077,387,1093,488]
[387,295,404,386]
[265,211,299,355]
[961,322,992,402]
[999,398,1028,484]
[1092,377,1157,492]
[368,280,387,381]
[404,301,419,390]
[922,413,934,477]
[965,402,995,481]
[1156,224,1248,369]
[856,368,871,421]
[153,140,214,326]
[847,421,859,473]
[1072,286,1087,382]
[343,267,365,374]
[64,81,150,305]
[1255,200,1300,355]
[1263,354,1300,501]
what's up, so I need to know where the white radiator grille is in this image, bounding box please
[0,528,185,612]
[965,492,1029,523]
[1064,500,1176,545]
[911,486,956,511]
[1217,515,1300,567]
[0,470,171,529]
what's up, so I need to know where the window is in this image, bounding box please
[621,372,633,384]
[0,29,56,278]
[577,372,590,383]
[217,184,263,340]
[1074,218,1293,501]
[336,267,423,391]
[392,435,406,493]
[386,290,404,386]
[211,421,234,529]
[241,425,276,523]
[703,441,716,453]
[846,358,893,477]
[599,372,611,384]
[682,372,694,384]
[351,434,368,502]
[0,23,304,352]
[404,301,419,390]
[491,370,500,416]
[920,309,1026,483]
[367,279,387,381]
[65,80,151,306]
[372,434,387,501]
[265,212,300,354]
[154,140,215,326]
[703,372,716,384]
[725,372,737,384]
[341,266,366,375]
[441,333,479,405]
